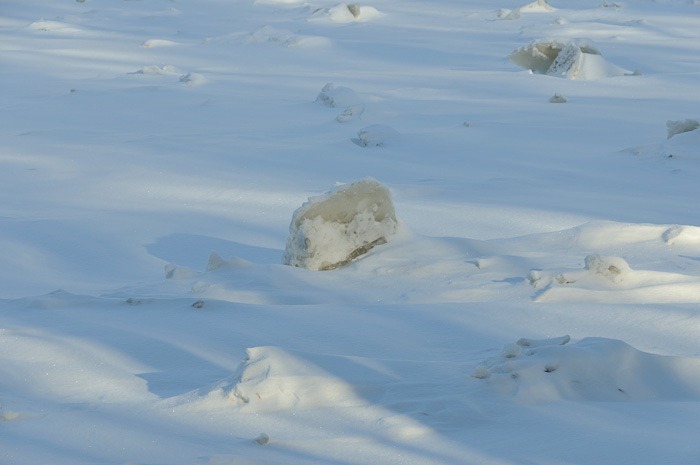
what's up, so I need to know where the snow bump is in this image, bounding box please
[476,337,700,402]
[509,38,631,80]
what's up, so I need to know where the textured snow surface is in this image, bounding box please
[2,0,700,464]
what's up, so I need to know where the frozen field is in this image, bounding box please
[1,1,700,464]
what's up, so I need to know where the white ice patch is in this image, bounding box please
[475,337,700,402]
[510,39,631,80]
[284,178,398,270]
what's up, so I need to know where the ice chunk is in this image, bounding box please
[584,254,630,280]
[283,178,398,271]
[666,119,699,139]
[509,38,630,80]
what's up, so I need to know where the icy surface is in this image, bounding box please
[2,0,700,464]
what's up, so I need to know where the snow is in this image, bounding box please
[2,0,700,464]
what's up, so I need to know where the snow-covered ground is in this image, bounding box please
[2,1,700,463]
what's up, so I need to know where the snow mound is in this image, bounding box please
[518,0,555,12]
[284,178,398,270]
[27,20,82,34]
[179,73,206,87]
[336,104,364,123]
[548,92,567,103]
[172,347,378,413]
[312,3,384,23]
[495,0,554,20]
[247,25,331,48]
[662,225,700,245]
[528,252,700,304]
[528,254,630,289]
[142,39,179,48]
[475,337,700,402]
[131,65,178,76]
[509,39,631,80]
[625,121,700,162]
[316,82,363,109]
[495,9,521,20]
[355,124,400,147]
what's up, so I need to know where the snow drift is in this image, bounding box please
[283,178,398,271]
[173,346,373,413]
[509,39,631,79]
